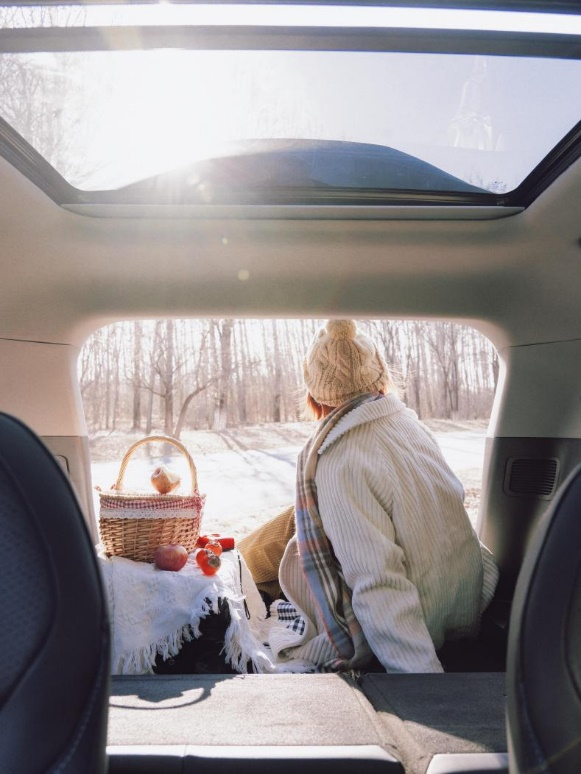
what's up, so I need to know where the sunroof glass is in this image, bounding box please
[1,47,579,195]
[0,4,580,198]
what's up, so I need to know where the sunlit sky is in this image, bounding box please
[10,3,581,34]
[1,3,580,192]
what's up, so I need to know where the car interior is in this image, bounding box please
[1,1,581,772]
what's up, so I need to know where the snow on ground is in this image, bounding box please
[90,419,487,539]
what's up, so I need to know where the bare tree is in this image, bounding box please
[271,320,283,422]
[424,323,461,419]
[0,7,91,183]
[79,318,498,434]
[173,324,217,439]
[212,319,234,431]
[131,322,143,431]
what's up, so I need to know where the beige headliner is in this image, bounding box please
[0,153,580,352]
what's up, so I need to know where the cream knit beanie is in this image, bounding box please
[303,320,391,407]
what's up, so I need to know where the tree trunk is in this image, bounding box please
[131,321,143,431]
[163,319,175,436]
[271,319,282,423]
[212,319,233,430]
[412,324,422,418]
[173,380,214,439]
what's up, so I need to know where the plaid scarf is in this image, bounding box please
[295,393,380,671]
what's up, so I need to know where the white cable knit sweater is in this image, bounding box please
[271,394,499,673]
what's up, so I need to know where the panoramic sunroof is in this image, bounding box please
[0,3,580,206]
[4,48,581,196]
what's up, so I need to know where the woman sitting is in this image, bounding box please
[241,319,498,673]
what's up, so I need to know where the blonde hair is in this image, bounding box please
[304,387,387,421]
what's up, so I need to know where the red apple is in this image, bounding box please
[154,544,188,571]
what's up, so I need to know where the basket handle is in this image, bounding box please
[113,435,198,494]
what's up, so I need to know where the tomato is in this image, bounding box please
[195,548,221,576]
[196,533,235,551]
[205,539,223,556]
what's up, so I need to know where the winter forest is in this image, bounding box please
[79,319,499,439]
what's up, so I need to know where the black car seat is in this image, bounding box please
[0,412,110,773]
[506,463,581,774]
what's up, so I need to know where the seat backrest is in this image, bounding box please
[0,412,110,774]
[506,463,581,774]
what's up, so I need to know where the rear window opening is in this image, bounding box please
[80,318,498,539]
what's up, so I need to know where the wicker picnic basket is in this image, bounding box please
[98,435,205,563]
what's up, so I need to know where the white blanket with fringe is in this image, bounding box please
[98,548,277,675]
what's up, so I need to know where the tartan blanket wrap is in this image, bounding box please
[295,392,380,671]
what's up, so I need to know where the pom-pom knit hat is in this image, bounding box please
[303,320,391,407]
